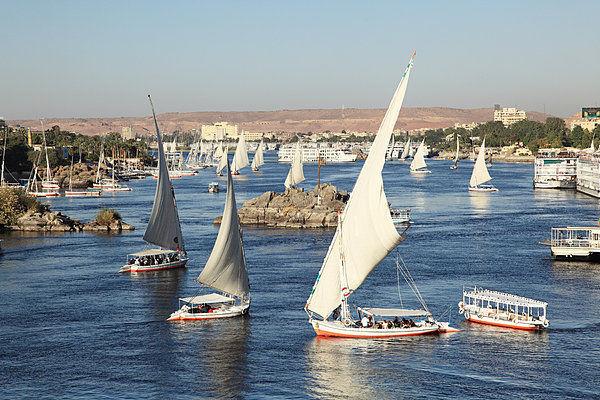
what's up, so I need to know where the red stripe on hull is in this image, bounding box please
[466,317,542,331]
[122,261,187,273]
[314,327,438,339]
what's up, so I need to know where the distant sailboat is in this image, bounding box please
[400,137,411,161]
[231,135,249,175]
[216,146,229,176]
[168,158,250,321]
[386,134,395,160]
[450,135,460,170]
[304,53,455,338]
[410,139,430,174]
[590,138,595,153]
[120,95,188,273]
[284,141,305,189]
[469,138,498,192]
[65,151,102,197]
[251,140,265,172]
[39,121,60,190]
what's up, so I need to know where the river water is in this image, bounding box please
[1,154,599,399]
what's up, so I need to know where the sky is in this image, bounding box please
[1,0,599,119]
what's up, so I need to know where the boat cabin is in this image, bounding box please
[551,226,600,260]
[208,182,220,193]
[357,307,431,329]
[176,293,235,315]
[126,249,181,267]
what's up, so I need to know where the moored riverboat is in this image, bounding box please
[550,226,600,260]
[458,287,549,331]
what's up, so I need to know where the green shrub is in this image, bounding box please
[95,208,121,226]
[0,188,43,226]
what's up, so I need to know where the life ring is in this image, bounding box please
[458,308,464,315]
[464,312,470,319]
[477,312,483,319]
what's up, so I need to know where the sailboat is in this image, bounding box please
[386,134,395,160]
[469,138,498,192]
[450,134,460,170]
[284,141,305,189]
[216,146,229,176]
[231,135,249,175]
[168,158,250,321]
[409,139,430,174]
[304,53,455,338]
[400,137,411,161]
[65,151,102,197]
[39,123,60,190]
[251,140,265,172]
[27,150,59,197]
[93,145,131,191]
[120,95,188,273]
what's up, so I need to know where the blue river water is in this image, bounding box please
[1,153,599,399]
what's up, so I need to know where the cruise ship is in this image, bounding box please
[278,143,357,163]
[577,152,600,197]
[533,149,577,189]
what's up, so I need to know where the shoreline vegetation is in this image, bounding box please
[214,184,349,229]
[0,188,134,232]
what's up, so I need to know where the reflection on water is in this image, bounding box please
[469,192,491,214]
[129,268,187,319]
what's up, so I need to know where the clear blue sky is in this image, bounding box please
[2,0,599,119]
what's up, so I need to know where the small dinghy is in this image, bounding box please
[168,158,250,321]
[458,287,549,331]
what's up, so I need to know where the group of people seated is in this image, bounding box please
[190,303,215,314]
[358,315,417,329]
[128,252,180,266]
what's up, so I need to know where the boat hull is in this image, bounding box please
[464,313,546,331]
[65,190,102,197]
[120,258,188,273]
[468,186,499,192]
[410,169,431,174]
[167,303,249,321]
[310,320,441,339]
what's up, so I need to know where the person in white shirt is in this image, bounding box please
[361,315,369,328]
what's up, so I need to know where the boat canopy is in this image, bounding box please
[129,249,178,257]
[361,307,431,317]
[179,293,234,305]
[464,288,547,308]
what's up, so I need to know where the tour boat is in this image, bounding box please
[208,182,220,193]
[251,140,265,172]
[450,134,459,170]
[468,138,498,192]
[390,208,411,225]
[284,141,305,189]
[120,95,188,273]
[400,137,411,161]
[231,134,249,175]
[168,158,250,321]
[458,287,549,331]
[549,226,600,260]
[305,53,456,339]
[409,139,431,174]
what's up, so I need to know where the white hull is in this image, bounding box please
[120,258,188,273]
[310,320,445,338]
[463,312,547,331]
[469,186,498,192]
[29,191,60,197]
[533,180,562,189]
[168,302,249,321]
[41,181,60,189]
[410,168,431,174]
[65,190,102,197]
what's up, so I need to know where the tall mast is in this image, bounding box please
[0,128,7,186]
[41,120,52,181]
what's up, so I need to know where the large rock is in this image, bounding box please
[8,208,134,233]
[215,183,348,229]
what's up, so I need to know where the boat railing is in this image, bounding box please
[390,208,411,224]
[551,227,600,248]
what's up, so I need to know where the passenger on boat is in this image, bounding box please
[361,315,369,328]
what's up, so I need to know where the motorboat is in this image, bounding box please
[120,249,188,273]
[208,182,220,193]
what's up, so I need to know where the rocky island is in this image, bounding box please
[0,188,133,232]
[214,184,349,229]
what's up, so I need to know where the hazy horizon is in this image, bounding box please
[2,1,599,120]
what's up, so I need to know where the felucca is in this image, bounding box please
[120,95,188,273]
[231,134,249,175]
[305,53,455,338]
[216,146,229,176]
[284,142,305,189]
[65,151,102,197]
[400,137,411,161]
[251,140,265,172]
[410,138,430,174]
[468,138,498,192]
[39,121,60,190]
[168,158,250,321]
[450,134,460,170]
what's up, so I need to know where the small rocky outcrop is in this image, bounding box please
[52,163,110,189]
[214,184,349,228]
[8,207,134,233]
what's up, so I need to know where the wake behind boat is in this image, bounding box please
[120,95,188,273]
[168,158,250,321]
[305,53,455,339]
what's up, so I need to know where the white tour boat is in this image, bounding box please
[284,141,305,189]
[549,225,600,260]
[409,139,431,174]
[305,53,456,339]
[208,182,220,193]
[458,287,549,331]
[120,95,188,273]
[469,138,498,192]
[390,208,411,225]
[168,159,250,321]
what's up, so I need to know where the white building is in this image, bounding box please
[201,122,238,141]
[494,107,527,126]
[121,126,134,140]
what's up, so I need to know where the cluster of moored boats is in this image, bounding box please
[119,56,550,337]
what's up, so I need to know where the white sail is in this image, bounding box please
[143,95,185,252]
[214,143,224,159]
[469,138,493,187]
[198,159,250,299]
[306,54,414,320]
[400,138,411,160]
[216,146,229,174]
[590,139,595,153]
[410,139,427,171]
[453,136,460,164]
[387,135,395,159]
[231,135,249,173]
[251,140,264,170]
[284,142,305,188]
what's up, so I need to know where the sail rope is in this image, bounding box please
[395,252,430,314]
